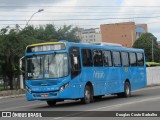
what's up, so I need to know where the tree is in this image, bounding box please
[0,28,29,89]
[133,33,160,62]
[0,24,80,90]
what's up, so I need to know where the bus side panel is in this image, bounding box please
[132,66,146,90]
[104,67,122,94]
[120,67,132,92]
[81,67,110,97]
[129,66,146,91]
[128,67,137,90]
[80,67,95,96]
[92,67,106,96]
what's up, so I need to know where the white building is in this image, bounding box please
[76,28,102,43]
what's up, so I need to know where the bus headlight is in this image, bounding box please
[26,86,32,94]
[59,82,69,92]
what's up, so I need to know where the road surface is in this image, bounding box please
[0,86,160,120]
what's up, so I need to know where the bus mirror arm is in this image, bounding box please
[19,56,25,73]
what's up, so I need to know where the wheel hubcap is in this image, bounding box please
[85,90,90,100]
[126,85,130,95]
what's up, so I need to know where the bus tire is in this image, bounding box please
[81,85,92,104]
[124,81,131,97]
[46,101,56,107]
[117,82,131,98]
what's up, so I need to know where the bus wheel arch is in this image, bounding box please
[81,82,94,104]
[117,79,131,98]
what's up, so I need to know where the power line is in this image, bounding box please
[0,5,160,7]
[0,16,159,21]
[0,21,160,29]
[0,14,157,17]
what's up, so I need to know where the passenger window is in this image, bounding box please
[82,49,93,67]
[121,52,129,66]
[112,51,121,67]
[93,50,103,66]
[129,52,137,66]
[137,53,144,66]
[103,50,112,66]
[69,47,81,79]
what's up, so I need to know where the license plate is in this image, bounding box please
[41,94,48,97]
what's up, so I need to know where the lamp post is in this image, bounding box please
[152,39,154,62]
[19,9,44,89]
[25,9,44,28]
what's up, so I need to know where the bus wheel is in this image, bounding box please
[117,82,131,98]
[46,101,56,107]
[81,85,92,104]
[124,82,131,97]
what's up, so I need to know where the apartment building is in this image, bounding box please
[76,28,102,43]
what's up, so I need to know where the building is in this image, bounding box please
[100,22,147,47]
[76,28,102,43]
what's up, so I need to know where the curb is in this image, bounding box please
[0,94,26,99]
[0,94,25,99]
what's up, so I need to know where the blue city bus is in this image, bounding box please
[25,40,146,106]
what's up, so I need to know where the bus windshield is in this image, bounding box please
[26,53,69,79]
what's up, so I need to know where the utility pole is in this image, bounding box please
[19,9,44,89]
[152,39,154,62]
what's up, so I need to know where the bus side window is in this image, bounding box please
[129,52,137,66]
[137,53,144,66]
[93,50,103,66]
[82,49,93,67]
[121,52,129,66]
[103,50,112,67]
[69,47,81,79]
[112,51,121,67]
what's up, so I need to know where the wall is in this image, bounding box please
[100,22,136,47]
[147,67,160,85]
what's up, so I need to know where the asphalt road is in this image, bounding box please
[0,86,160,120]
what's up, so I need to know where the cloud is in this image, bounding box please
[0,0,160,40]
[119,0,160,40]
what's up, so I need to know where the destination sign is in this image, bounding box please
[27,43,65,52]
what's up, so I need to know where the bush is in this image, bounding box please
[146,62,160,67]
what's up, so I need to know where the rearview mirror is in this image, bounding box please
[19,56,25,73]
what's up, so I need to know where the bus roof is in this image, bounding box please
[26,41,144,53]
[66,42,144,52]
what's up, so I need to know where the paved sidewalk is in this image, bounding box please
[0,89,25,99]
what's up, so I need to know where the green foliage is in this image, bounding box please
[146,62,160,67]
[133,32,160,62]
[0,24,80,90]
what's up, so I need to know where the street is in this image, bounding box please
[0,86,160,120]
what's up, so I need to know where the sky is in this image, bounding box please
[0,0,160,41]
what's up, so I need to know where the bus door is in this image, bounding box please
[69,47,81,98]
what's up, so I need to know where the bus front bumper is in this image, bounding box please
[26,85,72,101]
